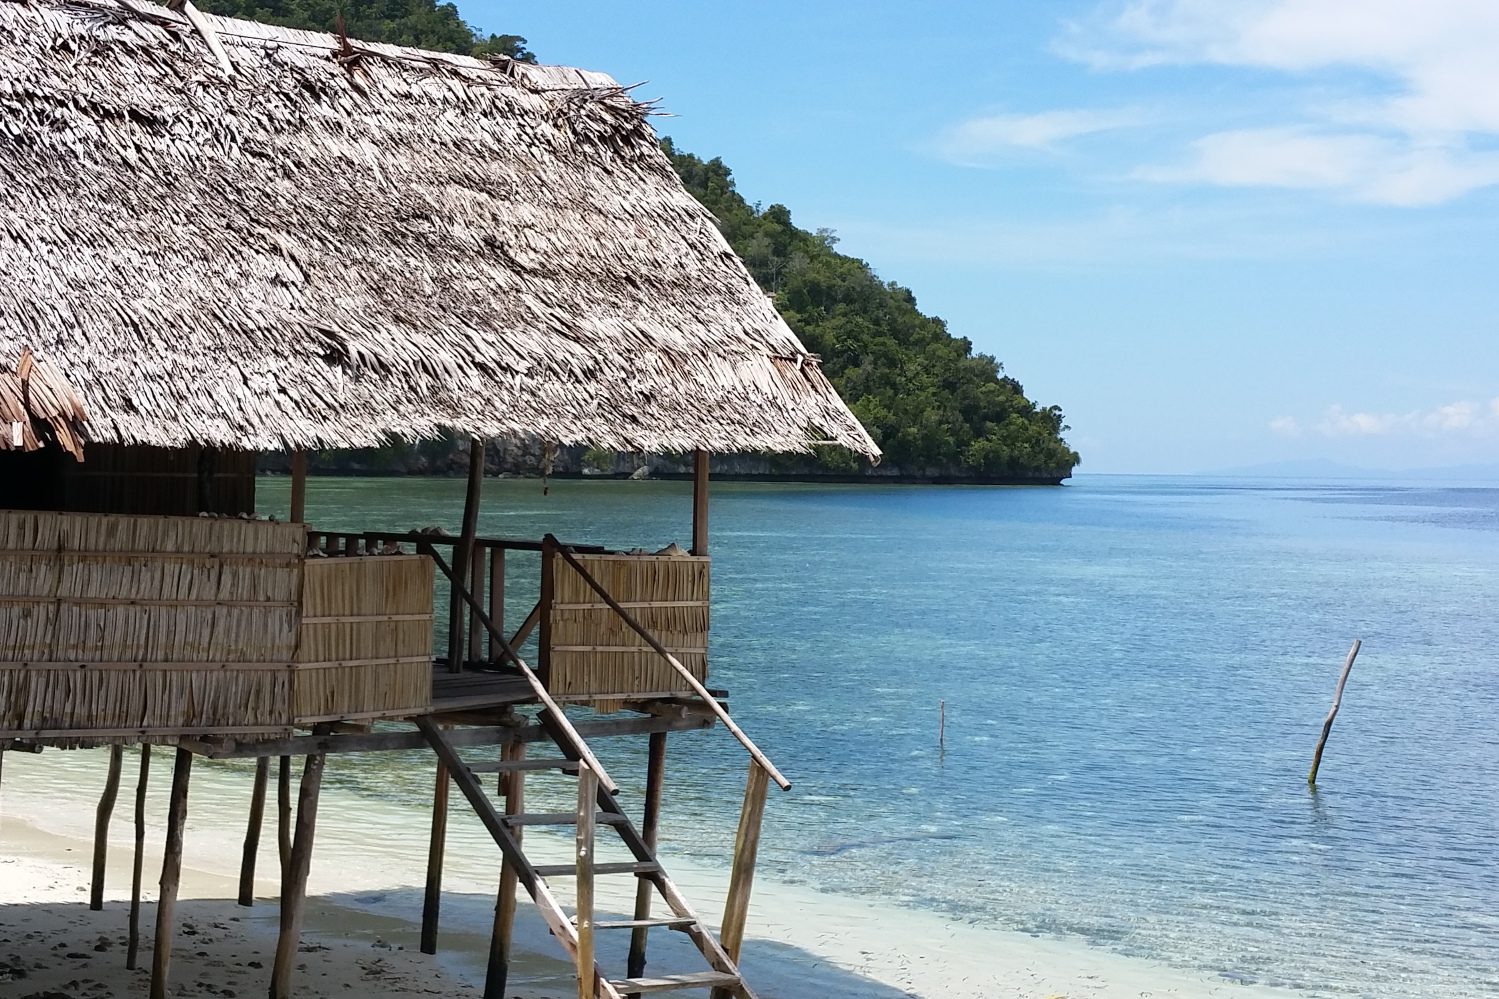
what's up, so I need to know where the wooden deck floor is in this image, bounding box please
[431,665,533,712]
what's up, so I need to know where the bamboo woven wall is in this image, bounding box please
[545,553,709,698]
[293,556,434,722]
[0,511,434,743]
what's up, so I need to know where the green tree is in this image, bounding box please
[662,139,1079,477]
[194,0,536,60]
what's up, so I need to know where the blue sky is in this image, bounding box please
[462,1,1499,473]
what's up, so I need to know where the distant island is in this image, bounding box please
[209,0,1078,485]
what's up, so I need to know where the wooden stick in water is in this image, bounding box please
[239,756,270,906]
[126,744,151,971]
[90,744,124,910]
[939,700,945,752]
[1309,640,1362,787]
[627,731,667,984]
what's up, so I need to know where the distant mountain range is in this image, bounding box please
[1202,458,1499,481]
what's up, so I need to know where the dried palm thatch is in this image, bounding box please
[0,0,880,459]
[544,553,709,698]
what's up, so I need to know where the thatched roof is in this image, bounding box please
[0,0,879,458]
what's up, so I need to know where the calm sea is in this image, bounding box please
[257,473,1499,999]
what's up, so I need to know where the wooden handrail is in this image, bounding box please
[416,542,620,796]
[545,536,791,791]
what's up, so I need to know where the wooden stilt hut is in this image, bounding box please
[0,1,879,996]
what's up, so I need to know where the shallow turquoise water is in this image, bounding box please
[258,474,1499,998]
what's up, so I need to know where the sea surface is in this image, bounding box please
[251,473,1499,999]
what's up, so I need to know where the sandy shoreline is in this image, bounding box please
[1,748,1311,999]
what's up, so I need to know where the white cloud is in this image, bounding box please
[1269,415,1301,437]
[1312,399,1499,437]
[936,109,1143,165]
[1066,0,1499,203]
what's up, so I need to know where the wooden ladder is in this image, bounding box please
[417,715,757,999]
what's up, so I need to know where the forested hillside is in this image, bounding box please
[220,0,1078,480]
[664,142,1077,478]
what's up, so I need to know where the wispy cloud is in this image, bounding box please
[1277,398,1499,438]
[935,108,1145,166]
[1059,0,1499,204]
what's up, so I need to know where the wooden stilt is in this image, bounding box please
[485,740,525,999]
[710,761,769,999]
[469,540,486,666]
[449,436,485,673]
[575,762,598,999]
[488,547,505,662]
[150,747,193,999]
[277,755,292,882]
[627,731,667,983]
[90,744,124,910]
[238,756,270,906]
[270,753,325,999]
[289,450,307,524]
[691,449,709,557]
[421,760,450,955]
[126,744,151,971]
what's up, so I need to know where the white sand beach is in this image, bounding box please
[1,747,1308,999]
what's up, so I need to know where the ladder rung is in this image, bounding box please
[502,811,630,827]
[534,861,659,877]
[607,971,740,994]
[591,917,697,930]
[466,758,580,773]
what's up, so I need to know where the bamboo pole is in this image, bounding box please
[485,740,525,999]
[711,761,769,999]
[238,757,270,906]
[470,541,487,666]
[421,761,450,955]
[691,449,709,557]
[90,744,124,910]
[277,755,292,882]
[488,547,505,662]
[126,744,151,971]
[289,451,307,524]
[575,762,598,999]
[449,436,485,673]
[271,753,325,999]
[627,731,667,984]
[1309,640,1362,787]
[150,748,193,999]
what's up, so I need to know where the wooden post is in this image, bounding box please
[627,731,667,982]
[90,744,124,910]
[691,449,709,557]
[270,753,325,999]
[574,763,598,999]
[126,744,151,971]
[538,536,555,686]
[196,446,216,514]
[238,757,270,906]
[469,541,486,666]
[449,436,485,673]
[1309,640,1362,787]
[289,450,307,524]
[421,761,450,954]
[485,740,525,999]
[150,747,193,999]
[487,547,505,662]
[713,760,769,998]
[277,755,292,881]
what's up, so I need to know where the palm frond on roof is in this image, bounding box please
[0,0,879,458]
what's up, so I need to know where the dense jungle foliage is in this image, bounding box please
[663,142,1078,476]
[194,0,534,59]
[215,0,1077,477]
